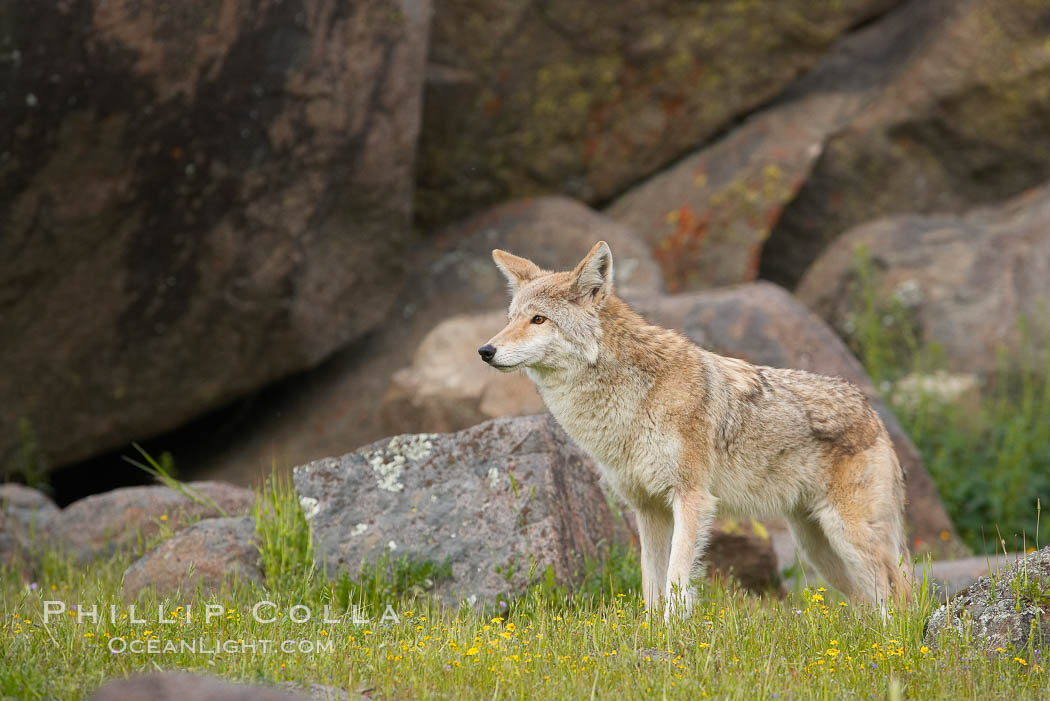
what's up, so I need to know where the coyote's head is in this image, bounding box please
[478,241,613,373]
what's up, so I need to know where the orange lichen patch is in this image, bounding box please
[662,94,687,122]
[654,204,709,292]
[483,94,503,117]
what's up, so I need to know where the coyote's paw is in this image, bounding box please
[662,592,696,623]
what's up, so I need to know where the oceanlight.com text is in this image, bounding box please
[107,637,335,655]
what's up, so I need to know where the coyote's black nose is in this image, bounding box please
[478,345,496,362]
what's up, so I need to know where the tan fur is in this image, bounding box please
[482,242,913,617]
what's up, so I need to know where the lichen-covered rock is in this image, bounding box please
[121,517,263,600]
[926,546,1050,653]
[761,0,1050,287]
[416,0,901,226]
[380,312,545,436]
[606,103,826,292]
[797,183,1050,382]
[293,414,633,603]
[629,282,963,557]
[0,0,431,475]
[44,482,254,562]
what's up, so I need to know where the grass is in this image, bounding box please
[2,475,1049,700]
[845,247,1050,553]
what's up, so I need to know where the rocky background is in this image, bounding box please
[4,0,1050,591]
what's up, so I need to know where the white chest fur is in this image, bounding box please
[525,367,679,509]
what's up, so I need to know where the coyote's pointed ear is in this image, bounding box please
[492,249,542,293]
[571,241,614,304]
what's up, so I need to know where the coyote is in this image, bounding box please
[478,241,912,616]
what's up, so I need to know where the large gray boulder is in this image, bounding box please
[761,0,1050,287]
[797,183,1050,381]
[416,0,901,226]
[293,414,633,603]
[0,0,430,475]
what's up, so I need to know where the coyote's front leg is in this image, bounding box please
[664,489,718,621]
[635,507,673,613]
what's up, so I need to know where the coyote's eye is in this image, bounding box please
[531,315,547,325]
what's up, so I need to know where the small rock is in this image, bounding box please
[276,682,354,701]
[633,646,680,664]
[706,519,781,594]
[0,512,30,572]
[121,517,263,601]
[0,484,58,577]
[45,481,254,562]
[925,546,1050,653]
[0,483,59,533]
[86,672,310,701]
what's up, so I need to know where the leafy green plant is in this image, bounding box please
[8,418,50,490]
[328,555,453,615]
[253,468,316,593]
[846,249,1050,552]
